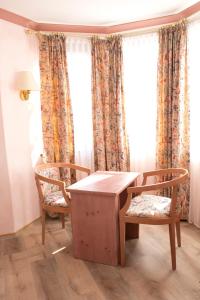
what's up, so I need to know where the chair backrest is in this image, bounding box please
[37,166,60,196]
[141,168,188,189]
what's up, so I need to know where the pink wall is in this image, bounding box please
[0,20,43,234]
[0,92,14,234]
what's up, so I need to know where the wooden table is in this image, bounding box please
[67,171,139,266]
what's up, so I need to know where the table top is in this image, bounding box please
[66,171,139,196]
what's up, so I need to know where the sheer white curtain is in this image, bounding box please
[66,37,94,174]
[66,34,159,177]
[188,21,200,228]
[123,33,159,175]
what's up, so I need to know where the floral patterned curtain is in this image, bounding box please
[91,36,130,171]
[156,21,190,219]
[39,34,74,165]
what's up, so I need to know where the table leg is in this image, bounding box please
[119,186,139,240]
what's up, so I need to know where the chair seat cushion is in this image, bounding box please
[44,191,70,208]
[126,194,171,217]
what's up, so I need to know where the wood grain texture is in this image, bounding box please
[71,192,119,265]
[0,218,200,299]
[67,171,139,196]
[69,171,139,265]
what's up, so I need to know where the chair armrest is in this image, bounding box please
[127,181,171,195]
[35,173,65,189]
[35,162,91,176]
[141,168,188,189]
[67,163,91,175]
[142,168,188,184]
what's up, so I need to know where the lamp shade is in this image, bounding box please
[15,71,38,90]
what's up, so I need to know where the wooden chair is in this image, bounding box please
[35,162,91,244]
[119,168,189,270]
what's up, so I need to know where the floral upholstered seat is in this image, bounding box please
[44,190,70,208]
[126,194,171,217]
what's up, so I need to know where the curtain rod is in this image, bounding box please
[25,27,159,39]
[25,29,104,38]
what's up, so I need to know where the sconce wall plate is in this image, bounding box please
[20,90,31,101]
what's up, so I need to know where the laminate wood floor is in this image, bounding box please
[0,217,200,300]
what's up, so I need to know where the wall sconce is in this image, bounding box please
[16,71,38,101]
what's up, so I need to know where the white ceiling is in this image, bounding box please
[0,0,199,26]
